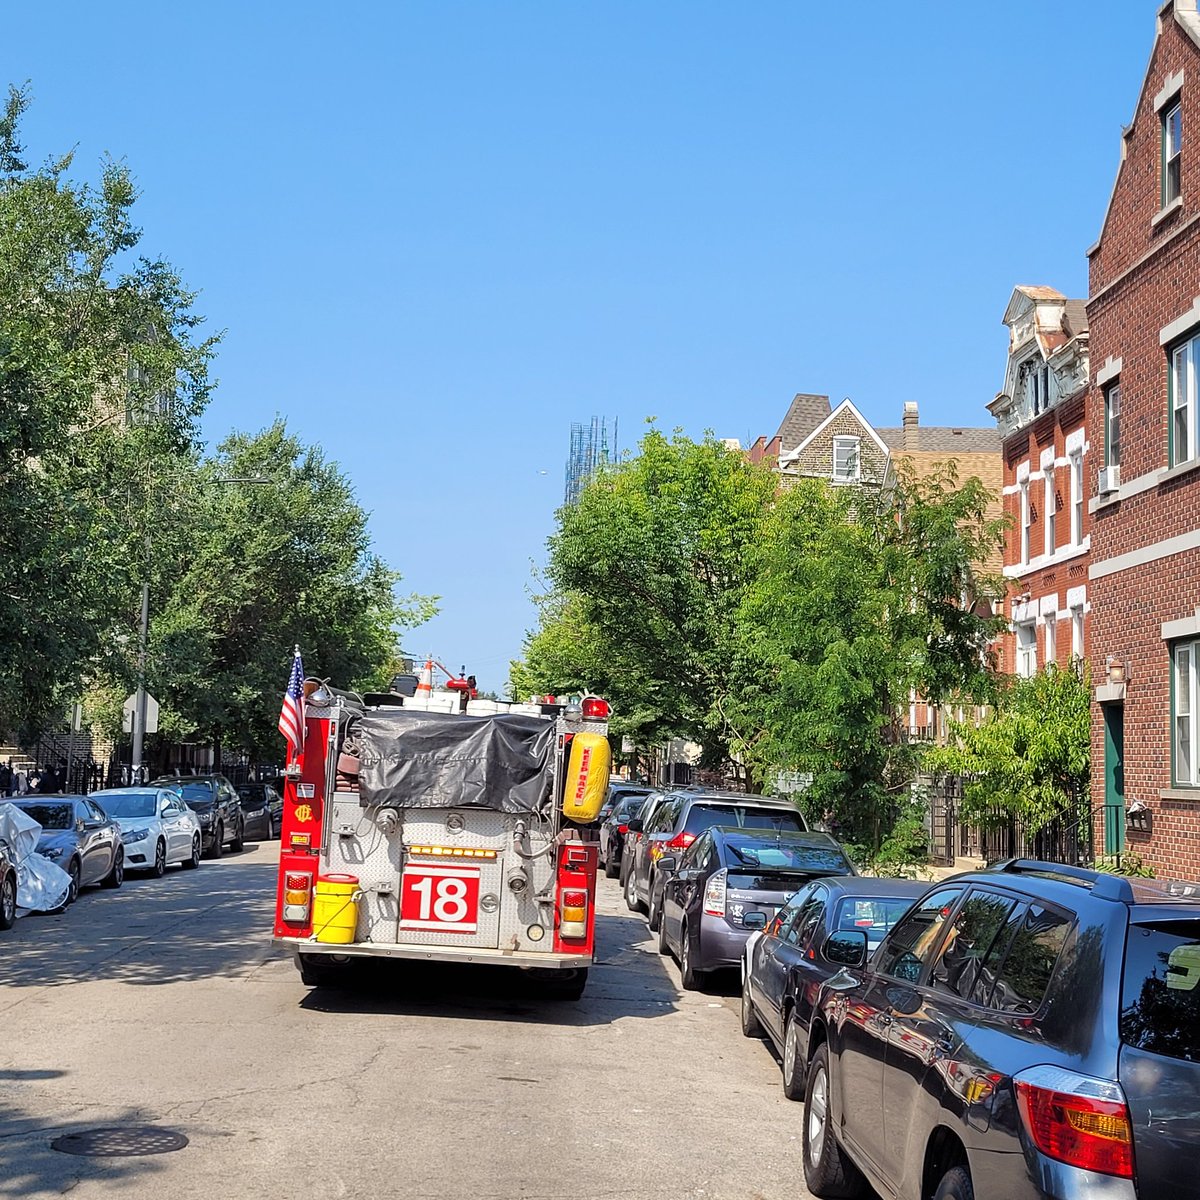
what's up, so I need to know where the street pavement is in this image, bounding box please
[0,841,820,1200]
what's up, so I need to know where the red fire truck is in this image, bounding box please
[272,682,612,1000]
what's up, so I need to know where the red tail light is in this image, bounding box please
[1015,1067,1133,1178]
[581,697,609,719]
[666,832,696,851]
[562,890,587,908]
[618,824,629,834]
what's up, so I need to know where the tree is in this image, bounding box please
[927,664,1091,833]
[734,462,1006,846]
[541,426,776,771]
[140,421,436,759]
[0,83,216,735]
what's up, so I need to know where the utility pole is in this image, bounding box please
[131,582,149,784]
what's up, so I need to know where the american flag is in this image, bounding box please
[278,647,306,757]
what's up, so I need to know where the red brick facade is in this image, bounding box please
[1087,3,1200,877]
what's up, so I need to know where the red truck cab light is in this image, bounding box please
[581,697,609,720]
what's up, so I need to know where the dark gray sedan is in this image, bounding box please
[237,783,284,840]
[657,826,854,989]
[9,796,124,903]
[741,875,926,1099]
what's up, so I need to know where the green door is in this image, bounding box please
[1103,704,1126,856]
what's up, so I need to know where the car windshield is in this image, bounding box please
[725,839,850,874]
[16,802,73,830]
[1120,920,1200,1063]
[93,791,158,818]
[238,788,264,803]
[684,804,802,836]
[165,781,215,803]
[833,895,917,939]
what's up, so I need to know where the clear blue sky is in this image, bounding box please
[3,2,1157,693]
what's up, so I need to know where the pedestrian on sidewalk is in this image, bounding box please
[0,760,11,797]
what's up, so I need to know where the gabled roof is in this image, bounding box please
[876,425,1000,454]
[773,393,831,454]
[778,398,891,467]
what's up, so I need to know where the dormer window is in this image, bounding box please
[1164,98,1182,207]
[832,436,860,483]
[1020,359,1050,416]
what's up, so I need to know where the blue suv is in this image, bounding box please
[802,859,1200,1200]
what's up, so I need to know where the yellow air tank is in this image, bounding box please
[561,732,612,823]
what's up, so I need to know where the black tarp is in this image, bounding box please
[356,708,556,813]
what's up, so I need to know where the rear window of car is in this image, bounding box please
[725,840,850,874]
[833,896,916,939]
[1120,920,1200,1063]
[614,796,645,819]
[683,803,803,837]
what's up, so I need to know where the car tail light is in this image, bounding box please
[558,887,588,939]
[703,869,727,917]
[666,832,696,852]
[581,697,609,720]
[282,871,313,925]
[618,824,628,834]
[1014,1066,1134,1178]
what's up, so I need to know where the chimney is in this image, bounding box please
[903,401,919,450]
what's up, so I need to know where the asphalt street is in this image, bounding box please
[0,841,819,1200]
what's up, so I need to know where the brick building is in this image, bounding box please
[986,287,1092,678]
[1086,0,1200,876]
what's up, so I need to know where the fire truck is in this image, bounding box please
[271,678,612,1000]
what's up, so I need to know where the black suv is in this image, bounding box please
[624,790,807,930]
[802,859,1200,1200]
[152,774,244,858]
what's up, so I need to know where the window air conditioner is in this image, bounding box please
[1097,465,1120,495]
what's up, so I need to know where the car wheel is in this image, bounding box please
[802,1044,866,1199]
[657,909,671,956]
[603,847,619,879]
[102,847,124,889]
[267,814,277,840]
[66,858,81,905]
[782,1011,806,1100]
[230,819,244,853]
[680,923,704,991]
[932,1166,974,1200]
[647,881,662,932]
[624,869,645,914]
[208,823,223,859]
[152,839,167,878]
[741,972,763,1038]
[182,833,201,870]
[0,870,16,930]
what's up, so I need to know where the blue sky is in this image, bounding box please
[3,3,1157,692]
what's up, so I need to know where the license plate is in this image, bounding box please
[399,864,481,933]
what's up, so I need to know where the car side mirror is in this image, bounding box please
[824,929,869,967]
[626,817,644,833]
[657,855,678,874]
[743,911,768,930]
[160,800,172,816]
[75,819,86,833]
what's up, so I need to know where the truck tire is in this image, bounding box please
[297,953,348,989]
[544,968,588,1001]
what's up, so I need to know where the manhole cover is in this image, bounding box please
[51,1127,189,1157]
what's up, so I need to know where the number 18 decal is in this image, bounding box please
[400,864,481,933]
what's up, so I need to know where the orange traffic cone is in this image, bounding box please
[416,660,434,697]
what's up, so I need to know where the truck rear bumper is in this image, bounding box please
[275,935,592,970]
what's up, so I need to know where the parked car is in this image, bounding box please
[151,774,244,858]
[8,796,124,902]
[625,790,808,928]
[0,832,16,930]
[91,788,203,875]
[600,791,653,878]
[617,790,678,889]
[801,859,1200,1200]
[236,783,284,841]
[654,825,852,989]
[741,875,926,1098]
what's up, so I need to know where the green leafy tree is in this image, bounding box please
[927,664,1091,832]
[136,422,436,759]
[543,426,776,771]
[735,463,1006,846]
[0,83,216,735]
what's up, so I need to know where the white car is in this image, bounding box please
[90,788,203,876]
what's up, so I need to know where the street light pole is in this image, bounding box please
[131,581,149,784]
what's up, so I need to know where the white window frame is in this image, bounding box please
[1069,452,1083,546]
[1171,334,1199,467]
[1044,615,1056,668]
[1165,98,1183,208]
[1104,383,1121,469]
[1174,639,1198,786]
[1071,606,1084,660]
[1019,481,1031,565]
[1044,468,1056,557]
[1016,622,1037,678]
[832,436,860,484]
